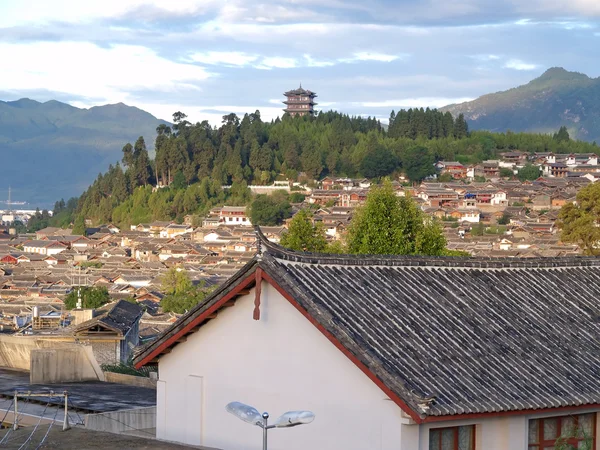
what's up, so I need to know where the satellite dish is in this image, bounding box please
[272,411,315,428]
[226,402,265,428]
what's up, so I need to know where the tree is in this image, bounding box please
[517,164,541,181]
[122,143,134,167]
[402,146,436,182]
[249,195,291,226]
[73,215,86,235]
[64,286,110,309]
[553,126,570,142]
[499,167,514,178]
[161,268,193,295]
[497,212,511,225]
[438,172,453,182]
[280,210,328,252]
[346,181,447,255]
[360,146,399,179]
[160,268,212,314]
[557,183,600,255]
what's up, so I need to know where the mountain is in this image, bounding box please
[0,99,168,207]
[442,67,600,143]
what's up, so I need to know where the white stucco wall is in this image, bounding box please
[156,280,600,450]
[157,282,409,450]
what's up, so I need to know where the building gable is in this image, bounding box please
[135,232,600,425]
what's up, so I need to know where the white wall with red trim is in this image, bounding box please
[155,281,409,450]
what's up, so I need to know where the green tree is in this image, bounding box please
[64,286,110,309]
[161,268,193,295]
[438,172,453,182]
[360,146,399,178]
[280,210,328,252]
[249,195,291,226]
[517,164,541,181]
[553,126,570,142]
[73,215,86,235]
[497,212,511,225]
[499,167,514,178]
[346,181,447,255]
[557,183,600,255]
[402,146,436,182]
[160,268,212,314]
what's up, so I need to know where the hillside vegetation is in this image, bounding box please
[443,67,600,142]
[41,109,598,231]
[0,99,167,205]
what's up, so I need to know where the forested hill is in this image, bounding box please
[0,98,167,206]
[442,68,600,143]
[43,108,598,232]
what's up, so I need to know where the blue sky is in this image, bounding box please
[0,0,599,125]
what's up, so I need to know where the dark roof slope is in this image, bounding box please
[135,232,600,420]
[75,300,142,335]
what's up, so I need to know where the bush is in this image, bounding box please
[101,362,156,378]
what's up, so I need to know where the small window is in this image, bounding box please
[429,425,475,450]
[528,413,595,449]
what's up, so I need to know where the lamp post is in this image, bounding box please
[225,401,315,450]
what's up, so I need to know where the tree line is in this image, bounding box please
[32,109,599,231]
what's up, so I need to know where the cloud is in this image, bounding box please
[339,52,404,63]
[504,59,538,70]
[254,56,298,70]
[471,54,501,61]
[189,51,258,67]
[303,54,335,67]
[0,41,212,104]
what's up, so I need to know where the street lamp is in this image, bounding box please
[225,401,315,450]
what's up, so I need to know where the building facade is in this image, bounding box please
[283,85,318,116]
[136,234,600,450]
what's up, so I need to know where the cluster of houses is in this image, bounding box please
[0,207,290,370]
[437,151,600,181]
[1,156,599,449]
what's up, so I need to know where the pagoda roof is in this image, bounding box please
[284,85,317,97]
[283,100,318,105]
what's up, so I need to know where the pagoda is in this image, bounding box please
[283,84,318,117]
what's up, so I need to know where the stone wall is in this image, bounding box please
[85,407,156,434]
[0,334,74,370]
[104,372,157,389]
[30,346,103,383]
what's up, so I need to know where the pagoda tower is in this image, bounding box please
[283,84,318,117]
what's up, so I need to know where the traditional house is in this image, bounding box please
[22,240,67,256]
[436,161,467,179]
[72,300,143,364]
[219,207,251,227]
[135,233,600,450]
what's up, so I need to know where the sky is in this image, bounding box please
[0,0,599,125]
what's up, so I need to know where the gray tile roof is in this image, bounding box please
[135,232,600,420]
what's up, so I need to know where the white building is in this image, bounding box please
[22,240,67,256]
[135,235,600,450]
[219,206,251,226]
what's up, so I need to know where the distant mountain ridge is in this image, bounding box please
[0,99,168,206]
[442,67,600,143]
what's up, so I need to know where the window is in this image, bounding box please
[429,425,475,450]
[528,413,595,449]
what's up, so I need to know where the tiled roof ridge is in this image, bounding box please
[255,227,600,269]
